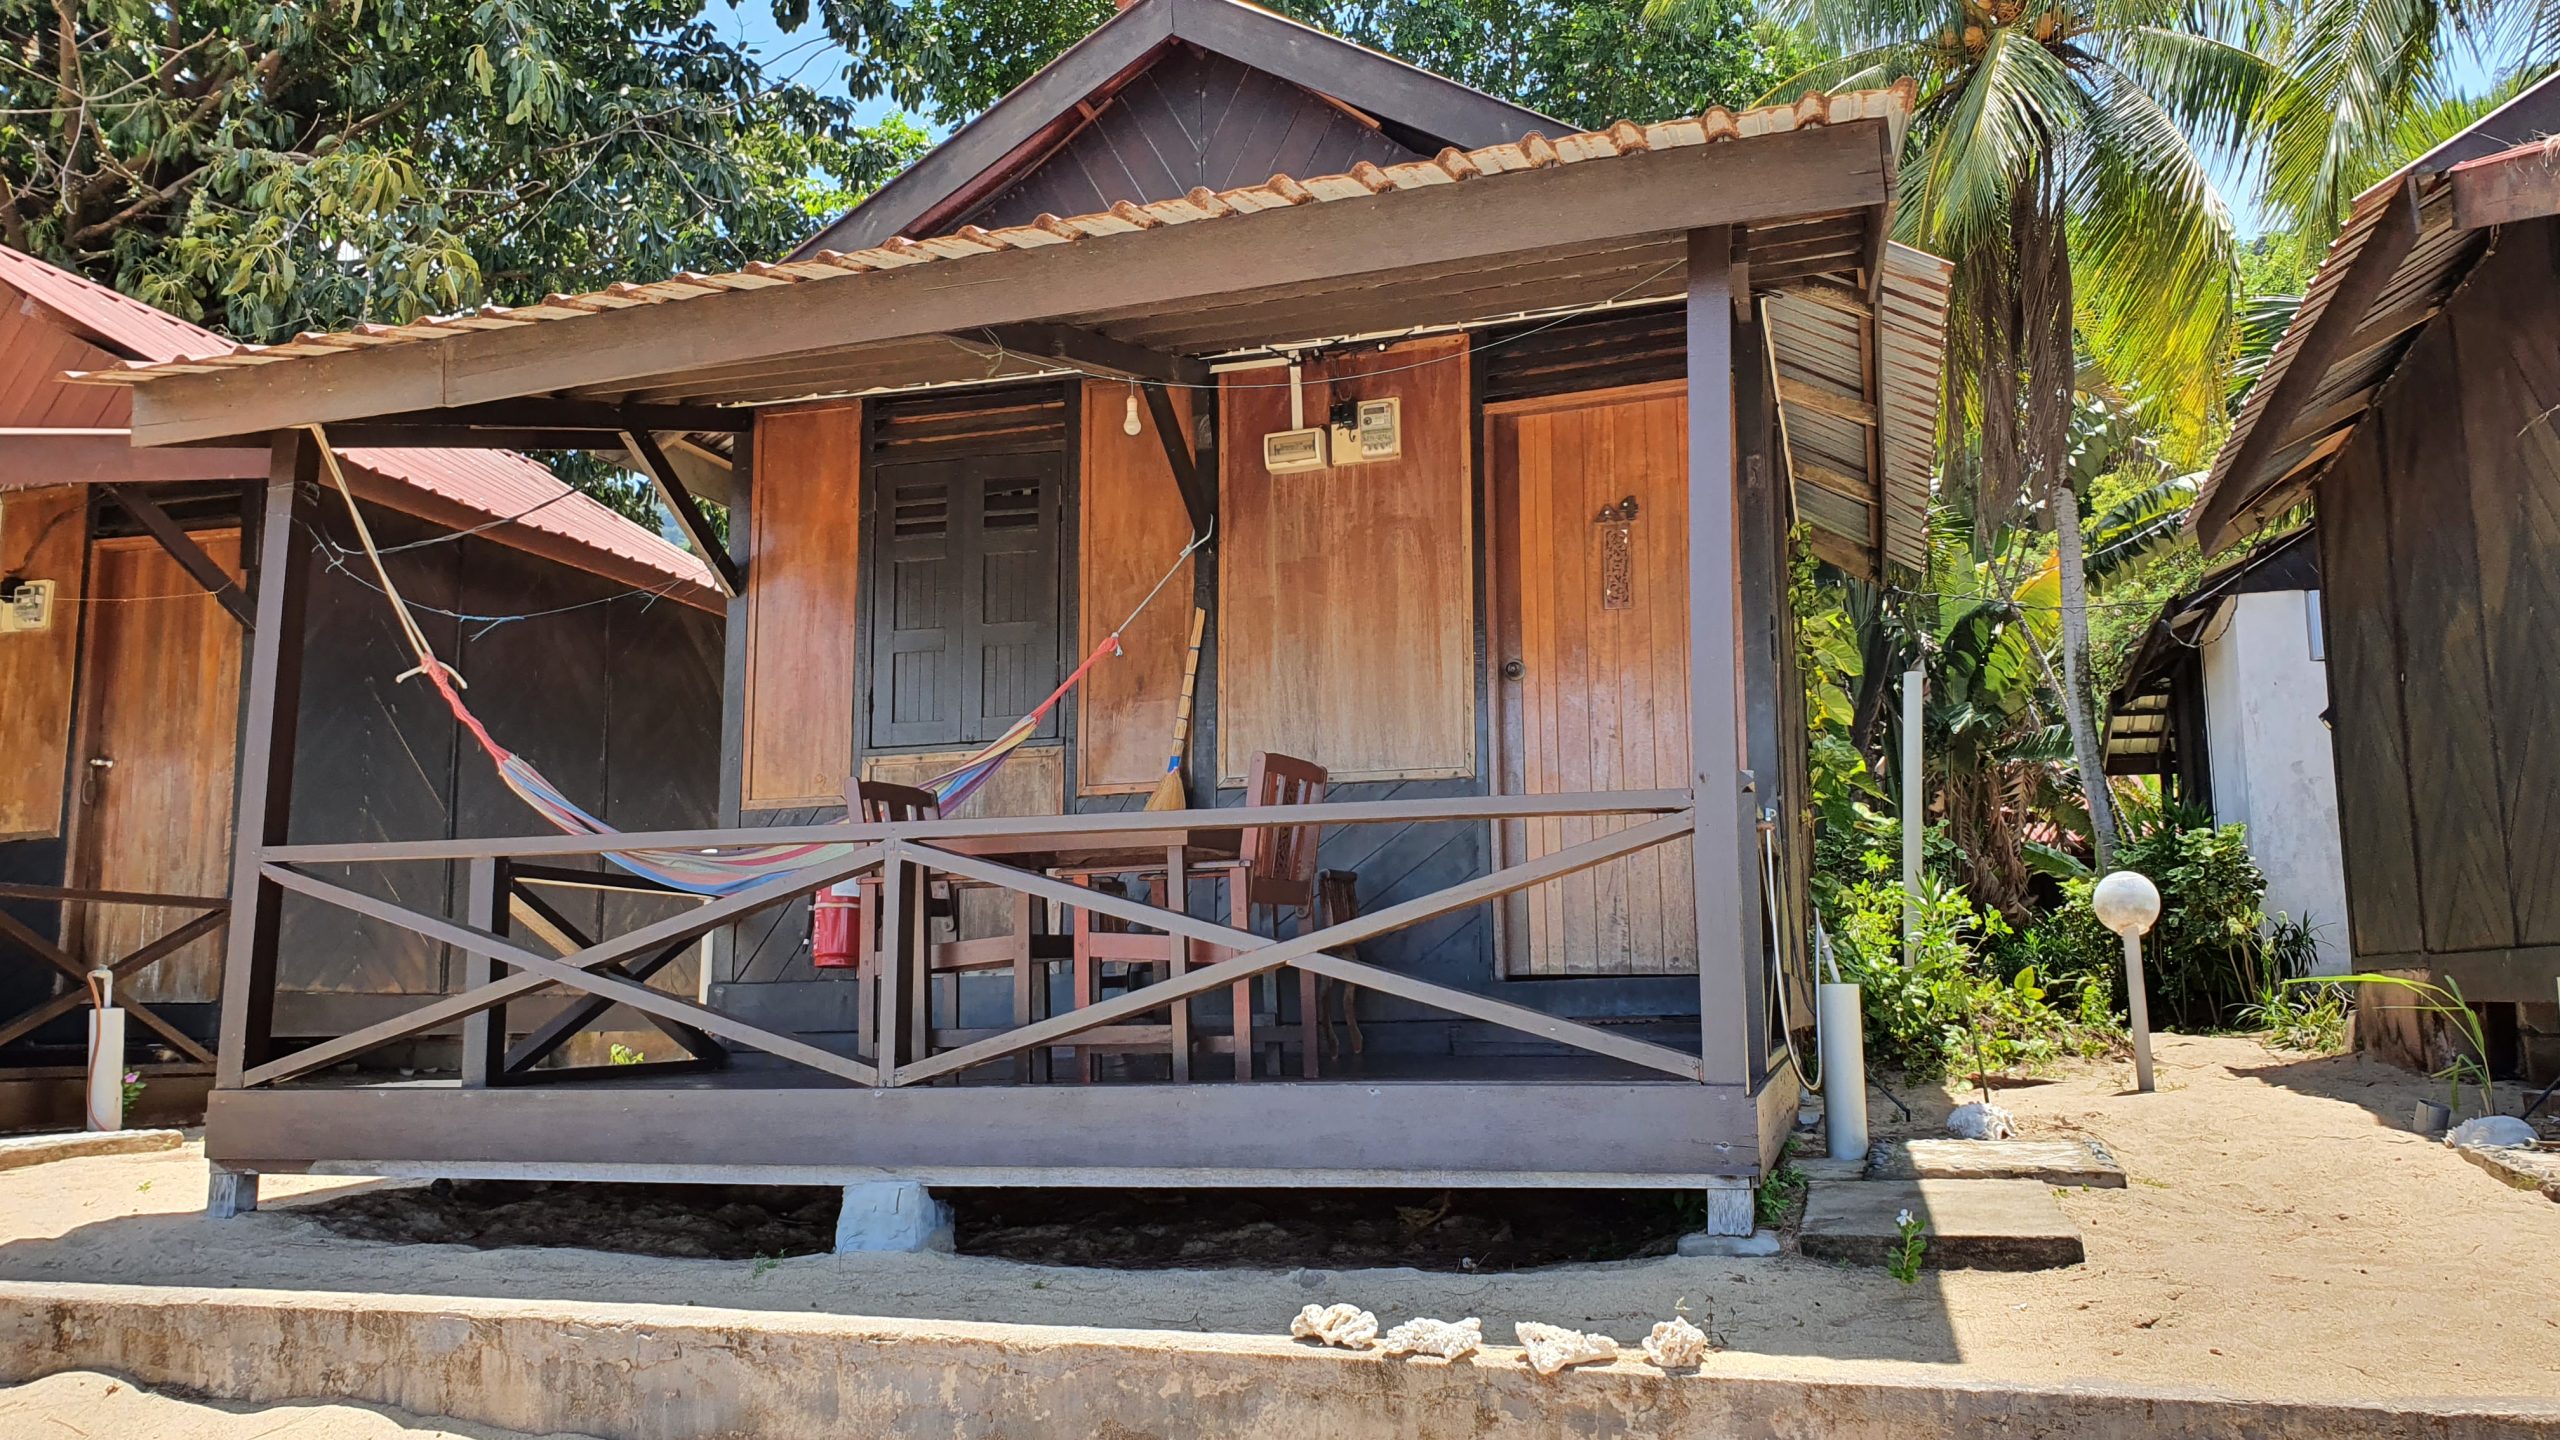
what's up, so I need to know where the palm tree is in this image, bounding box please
[2256,0,2560,239]
[1650,0,2267,871]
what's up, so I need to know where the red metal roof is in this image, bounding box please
[0,245,714,599]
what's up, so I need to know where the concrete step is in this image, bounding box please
[1867,1137,2126,1188]
[1799,1179,2085,1271]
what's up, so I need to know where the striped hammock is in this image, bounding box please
[309,425,1199,896]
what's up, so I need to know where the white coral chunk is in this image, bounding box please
[1290,1302,1379,1349]
[1514,1321,1618,1377]
[1379,1316,1482,1360]
[1947,1101,2016,1140]
[1641,1315,1712,1368]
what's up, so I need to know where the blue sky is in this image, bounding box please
[707,2,2518,240]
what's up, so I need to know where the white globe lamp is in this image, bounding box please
[2091,870,2161,1092]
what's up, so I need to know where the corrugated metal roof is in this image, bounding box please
[0,245,713,597]
[74,85,1915,388]
[1763,241,1949,575]
[2197,73,2560,552]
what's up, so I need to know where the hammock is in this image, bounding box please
[308,425,1202,896]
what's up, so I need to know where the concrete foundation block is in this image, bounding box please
[205,1167,258,1220]
[1678,1228,1782,1257]
[834,1180,953,1254]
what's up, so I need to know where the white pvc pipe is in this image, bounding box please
[1818,982,1868,1161]
[86,970,125,1133]
[1901,667,1924,966]
[2122,931,2156,1093]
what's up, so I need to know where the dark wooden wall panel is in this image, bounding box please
[284,506,465,999]
[2448,228,2560,946]
[2316,433,2427,960]
[599,593,726,988]
[962,46,1420,235]
[2373,321,2514,955]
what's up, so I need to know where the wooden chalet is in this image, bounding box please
[0,246,726,1127]
[76,0,1948,1216]
[2198,75,2560,1081]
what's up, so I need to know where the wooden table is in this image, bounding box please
[874,823,1242,1083]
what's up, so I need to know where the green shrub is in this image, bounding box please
[2113,812,2271,1029]
[1824,875,2114,1081]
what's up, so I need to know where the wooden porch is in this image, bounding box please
[72,62,1949,1205]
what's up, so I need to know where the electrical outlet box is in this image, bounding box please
[1352,397,1401,461]
[1263,426,1329,475]
[0,579,55,634]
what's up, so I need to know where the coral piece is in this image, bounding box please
[1514,1321,1618,1377]
[1379,1316,1482,1361]
[1947,1101,2016,1140]
[1290,1303,1379,1349]
[1641,1315,1712,1368]
[2445,1115,2538,1149]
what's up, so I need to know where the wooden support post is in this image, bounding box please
[459,856,508,1088]
[875,847,909,1087]
[1686,227,1768,1088]
[1166,845,1192,1083]
[214,436,315,1088]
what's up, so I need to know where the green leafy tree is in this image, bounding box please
[1666,0,2272,873]
[0,0,928,341]
[810,0,1806,131]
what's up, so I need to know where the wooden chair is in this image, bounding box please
[848,778,1060,1079]
[1052,752,1351,1081]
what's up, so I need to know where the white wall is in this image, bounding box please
[2199,589,2353,974]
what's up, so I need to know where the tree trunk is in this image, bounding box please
[2017,173,2119,872]
[2050,468,2118,871]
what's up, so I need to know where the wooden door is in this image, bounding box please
[67,532,244,1002]
[867,452,1065,752]
[1490,387,1696,977]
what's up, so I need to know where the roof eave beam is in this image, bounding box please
[973,322,1212,388]
[2198,183,2424,552]
[126,119,1896,447]
[2452,144,2560,229]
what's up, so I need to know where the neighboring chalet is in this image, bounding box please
[2106,527,2350,973]
[2197,76,2560,1082]
[0,246,726,1128]
[76,0,1948,1220]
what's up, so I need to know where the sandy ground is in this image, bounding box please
[0,1371,594,1438]
[1,1033,2556,1432]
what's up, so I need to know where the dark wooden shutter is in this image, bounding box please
[865,390,1068,752]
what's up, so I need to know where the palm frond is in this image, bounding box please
[1910,27,2084,254]
[2070,67,2239,419]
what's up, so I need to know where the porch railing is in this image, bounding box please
[235,789,1714,1091]
[0,883,227,1064]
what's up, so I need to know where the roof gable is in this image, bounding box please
[801,0,1559,255]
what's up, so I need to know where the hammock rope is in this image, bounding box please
[306,425,1204,895]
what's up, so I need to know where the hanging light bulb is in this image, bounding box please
[1123,384,1143,436]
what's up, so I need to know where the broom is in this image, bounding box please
[1146,606,1208,810]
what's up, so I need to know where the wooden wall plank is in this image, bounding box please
[2374,318,2516,954]
[1078,381,1196,794]
[0,487,86,841]
[1217,335,1474,784]
[745,404,862,807]
[69,533,243,1002]
[2447,227,2560,946]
